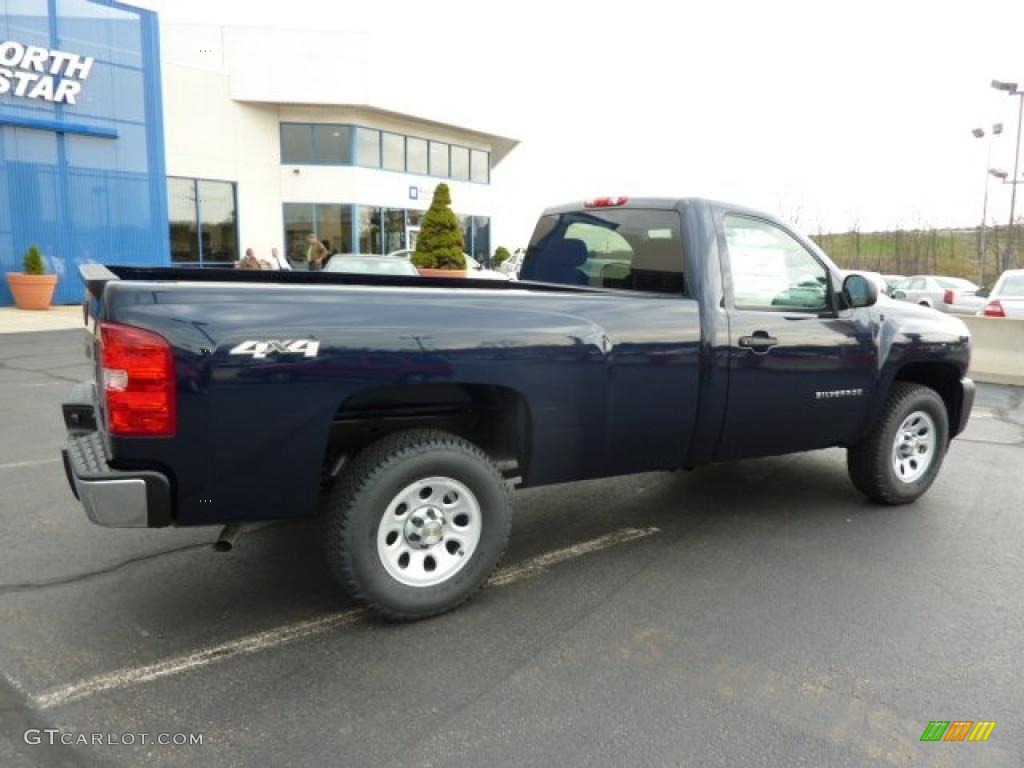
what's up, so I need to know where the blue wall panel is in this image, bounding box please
[0,0,168,305]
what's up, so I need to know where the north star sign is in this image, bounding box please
[0,41,94,105]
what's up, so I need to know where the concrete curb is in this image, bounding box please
[0,306,84,335]
[962,316,1024,387]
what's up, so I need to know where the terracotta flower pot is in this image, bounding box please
[416,268,469,279]
[6,273,58,310]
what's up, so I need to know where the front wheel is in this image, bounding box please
[847,382,949,504]
[323,430,512,621]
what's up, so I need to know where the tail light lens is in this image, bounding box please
[983,300,1006,318]
[99,322,176,436]
[584,197,629,207]
[943,289,954,304]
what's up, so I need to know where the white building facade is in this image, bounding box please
[159,23,518,267]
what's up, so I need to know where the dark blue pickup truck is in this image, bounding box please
[63,197,974,619]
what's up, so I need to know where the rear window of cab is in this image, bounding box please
[522,209,686,295]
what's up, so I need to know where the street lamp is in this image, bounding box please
[991,79,1024,269]
[973,123,1003,284]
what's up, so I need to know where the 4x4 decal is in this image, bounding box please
[228,339,320,359]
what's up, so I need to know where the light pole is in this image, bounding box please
[972,123,1003,284]
[992,80,1024,269]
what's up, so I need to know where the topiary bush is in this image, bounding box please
[412,183,466,270]
[23,245,45,275]
[493,246,511,267]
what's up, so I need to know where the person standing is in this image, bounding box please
[268,247,291,270]
[306,233,328,271]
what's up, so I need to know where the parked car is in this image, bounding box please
[890,275,985,315]
[65,197,974,620]
[883,275,905,295]
[387,249,510,280]
[978,269,1024,318]
[324,255,419,277]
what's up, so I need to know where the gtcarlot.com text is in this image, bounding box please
[25,729,203,746]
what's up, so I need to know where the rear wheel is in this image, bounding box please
[323,430,512,620]
[847,382,948,504]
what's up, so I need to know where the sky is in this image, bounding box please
[136,0,1024,246]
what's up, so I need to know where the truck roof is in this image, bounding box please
[541,197,781,222]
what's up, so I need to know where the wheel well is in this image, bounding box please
[326,383,531,478]
[893,362,962,435]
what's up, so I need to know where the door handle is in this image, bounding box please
[738,333,778,353]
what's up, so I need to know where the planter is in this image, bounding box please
[6,272,58,310]
[417,268,469,279]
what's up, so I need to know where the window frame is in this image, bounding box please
[278,122,490,184]
[168,176,239,266]
[720,212,837,316]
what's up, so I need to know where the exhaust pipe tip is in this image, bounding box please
[213,522,242,553]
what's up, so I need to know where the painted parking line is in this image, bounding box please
[0,458,61,471]
[30,525,660,710]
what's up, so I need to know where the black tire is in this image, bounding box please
[847,382,949,504]
[323,429,512,621]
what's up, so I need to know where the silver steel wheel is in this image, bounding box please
[891,410,936,484]
[376,476,482,588]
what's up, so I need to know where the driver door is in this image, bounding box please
[715,214,877,461]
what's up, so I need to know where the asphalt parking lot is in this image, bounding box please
[1,328,1022,768]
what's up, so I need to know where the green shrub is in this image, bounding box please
[493,246,511,267]
[23,245,45,275]
[412,183,466,270]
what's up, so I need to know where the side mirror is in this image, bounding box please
[976,287,990,299]
[842,274,878,308]
[892,290,906,299]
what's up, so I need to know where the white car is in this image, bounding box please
[978,269,1024,318]
[387,249,510,280]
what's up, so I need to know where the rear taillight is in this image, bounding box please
[99,322,176,437]
[943,289,954,304]
[983,300,1006,318]
[584,196,628,207]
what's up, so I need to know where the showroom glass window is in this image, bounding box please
[315,125,352,164]
[317,205,354,256]
[382,133,405,171]
[406,137,428,174]
[168,178,200,263]
[450,146,470,181]
[470,150,489,183]
[358,206,384,254]
[168,177,238,265]
[281,124,314,163]
[356,128,381,167]
[283,204,315,263]
[429,142,449,177]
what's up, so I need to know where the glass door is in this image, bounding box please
[405,226,421,250]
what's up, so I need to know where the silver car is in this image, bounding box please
[979,269,1024,318]
[891,275,985,315]
[324,255,419,277]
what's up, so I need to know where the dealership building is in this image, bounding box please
[0,0,518,305]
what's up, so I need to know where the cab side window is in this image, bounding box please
[724,215,829,311]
